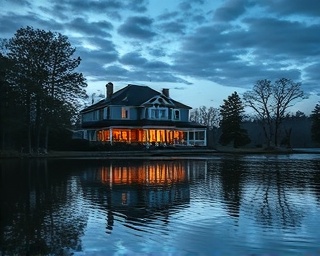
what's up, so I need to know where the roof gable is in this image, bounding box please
[81,84,191,112]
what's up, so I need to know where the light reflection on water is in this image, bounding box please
[1,156,320,255]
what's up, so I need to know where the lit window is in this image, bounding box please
[122,107,129,119]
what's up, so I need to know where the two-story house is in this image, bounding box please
[80,82,207,146]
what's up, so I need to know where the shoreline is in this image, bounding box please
[1,147,320,159]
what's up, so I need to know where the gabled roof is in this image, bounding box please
[81,84,191,113]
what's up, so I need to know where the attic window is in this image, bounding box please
[173,110,180,120]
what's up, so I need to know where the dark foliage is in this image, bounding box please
[0,26,87,152]
[219,92,251,148]
[311,104,320,144]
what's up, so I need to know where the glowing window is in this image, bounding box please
[121,107,129,119]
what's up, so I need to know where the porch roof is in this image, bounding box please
[82,119,206,129]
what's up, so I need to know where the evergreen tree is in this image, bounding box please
[219,92,251,148]
[3,26,87,153]
[311,103,320,144]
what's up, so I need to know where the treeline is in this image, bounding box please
[0,27,87,153]
[190,80,320,148]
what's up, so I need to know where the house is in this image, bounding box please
[80,82,207,147]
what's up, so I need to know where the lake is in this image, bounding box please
[1,154,320,255]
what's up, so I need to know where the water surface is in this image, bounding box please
[1,154,320,255]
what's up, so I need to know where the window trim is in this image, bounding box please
[148,107,168,120]
[173,109,180,120]
[121,107,130,119]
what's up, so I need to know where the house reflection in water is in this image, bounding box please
[99,161,190,209]
[81,160,207,232]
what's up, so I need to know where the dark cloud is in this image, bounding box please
[304,63,320,90]
[125,0,148,12]
[158,11,179,21]
[259,0,320,17]
[0,13,63,38]
[178,0,204,11]
[237,18,320,57]
[50,0,122,14]
[144,60,170,70]
[119,52,171,72]
[148,47,167,57]
[85,37,116,52]
[1,0,320,100]
[118,16,157,39]
[67,18,113,38]
[104,58,188,84]
[213,0,249,22]
[119,52,148,66]
[3,0,31,7]
[158,21,186,34]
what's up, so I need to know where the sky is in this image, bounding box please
[1,0,320,114]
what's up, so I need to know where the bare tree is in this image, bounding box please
[190,106,219,130]
[243,78,304,147]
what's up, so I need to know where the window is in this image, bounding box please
[173,110,180,120]
[99,109,103,120]
[93,111,98,120]
[149,107,168,119]
[122,107,129,119]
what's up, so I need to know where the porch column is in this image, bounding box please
[203,129,207,146]
[110,128,113,145]
[186,131,190,146]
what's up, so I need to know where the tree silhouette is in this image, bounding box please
[189,106,219,130]
[219,92,250,148]
[311,103,320,144]
[243,78,304,147]
[2,26,87,153]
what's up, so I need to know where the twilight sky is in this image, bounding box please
[1,0,320,113]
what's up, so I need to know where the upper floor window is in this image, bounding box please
[173,109,180,120]
[122,107,129,119]
[149,107,168,119]
[93,110,98,120]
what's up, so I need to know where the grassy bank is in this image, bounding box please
[1,146,319,159]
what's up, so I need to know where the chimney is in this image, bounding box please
[162,88,169,97]
[106,82,113,99]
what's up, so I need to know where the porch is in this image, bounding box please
[85,127,207,147]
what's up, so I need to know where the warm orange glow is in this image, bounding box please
[100,162,187,185]
[97,130,110,141]
[97,128,190,144]
[121,107,128,119]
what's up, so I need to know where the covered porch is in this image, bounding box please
[85,127,207,146]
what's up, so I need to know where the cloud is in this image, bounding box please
[158,21,186,34]
[213,0,249,22]
[1,0,320,102]
[125,0,148,12]
[238,18,320,58]
[259,0,320,17]
[118,16,157,39]
[66,18,113,38]
[119,52,148,66]
[158,11,179,21]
